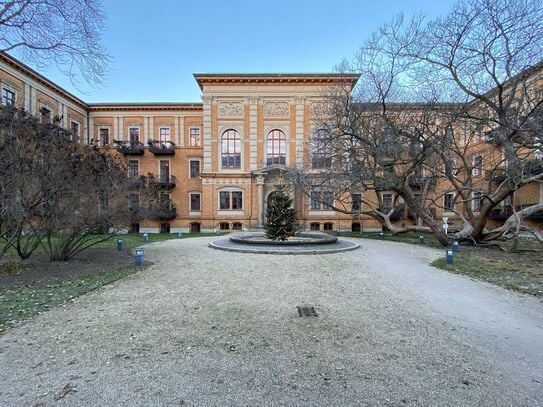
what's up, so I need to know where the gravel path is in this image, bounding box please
[1,237,542,406]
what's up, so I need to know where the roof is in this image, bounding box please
[87,102,202,112]
[193,73,361,90]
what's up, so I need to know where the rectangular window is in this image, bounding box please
[160,192,171,207]
[232,191,243,209]
[190,128,201,146]
[1,88,15,105]
[323,192,334,209]
[159,160,170,182]
[352,193,362,212]
[219,191,243,210]
[128,160,139,179]
[190,193,201,211]
[71,121,80,142]
[129,128,140,142]
[128,193,140,210]
[40,107,51,124]
[100,128,110,145]
[190,160,200,178]
[159,127,170,143]
[382,193,393,213]
[444,193,455,210]
[219,191,230,210]
[473,191,483,212]
[472,155,483,177]
[310,191,321,210]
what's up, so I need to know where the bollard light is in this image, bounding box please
[178,231,183,238]
[446,249,454,265]
[117,239,124,252]
[135,248,144,266]
[336,228,341,236]
[418,235,425,244]
[452,240,459,252]
[379,231,385,239]
[216,228,220,236]
[143,233,149,242]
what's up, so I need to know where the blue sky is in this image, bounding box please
[24,0,456,103]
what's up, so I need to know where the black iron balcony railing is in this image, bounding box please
[148,140,175,155]
[117,141,144,155]
[135,204,177,220]
[149,174,176,188]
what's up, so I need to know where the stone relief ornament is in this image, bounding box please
[264,102,289,118]
[218,102,243,117]
[311,102,327,118]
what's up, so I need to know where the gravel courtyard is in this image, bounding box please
[1,237,542,406]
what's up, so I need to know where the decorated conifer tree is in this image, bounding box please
[265,184,297,241]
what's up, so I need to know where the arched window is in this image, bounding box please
[311,130,332,168]
[221,129,241,168]
[266,129,286,165]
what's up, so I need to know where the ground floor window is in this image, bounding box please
[310,222,320,231]
[219,222,230,230]
[219,190,243,210]
[351,222,361,232]
[160,223,170,234]
[323,222,334,231]
[190,192,201,211]
[232,222,242,230]
[130,223,140,234]
[190,222,201,233]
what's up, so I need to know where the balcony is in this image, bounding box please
[149,174,176,189]
[136,204,177,220]
[148,140,175,155]
[408,176,436,189]
[117,141,144,155]
[488,207,513,220]
[127,175,145,189]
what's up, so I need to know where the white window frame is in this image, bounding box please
[189,159,201,178]
[159,126,171,143]
[217,187,244,214]
[128,127,141,142]
[98,126,111,146]
[472,154,484,177]
[70,119,81,142]
[0,82,17,106]
[189,127,201,147]
[472,190,483,212]
[127,159,140,178]
[444,192,456,212]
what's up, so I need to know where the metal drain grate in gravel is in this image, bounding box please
[297,306,318,317]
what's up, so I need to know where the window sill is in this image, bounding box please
[189,211,202,216]
[308,210,336,216]
[217,210,244,216]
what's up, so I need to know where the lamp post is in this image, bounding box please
[135,249,144,266]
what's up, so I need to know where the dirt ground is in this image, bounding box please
[0,248,135,291]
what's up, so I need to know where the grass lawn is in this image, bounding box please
[340,231,543,297]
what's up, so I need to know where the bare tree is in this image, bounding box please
[0,0,109,84]
[299,0,543,245]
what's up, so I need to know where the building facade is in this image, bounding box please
[1,52,542,233]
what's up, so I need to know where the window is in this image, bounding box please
[129,128,140,142]
[323,192,334,209]
[444,193,455,211]
[352,193,362,212]
[159,160,170,182]
[472,155,483,177]
[160,223,170,234]
[1,88,15,105]
[190,223,201,233]
[190,127,201,146]
[352,222,361,232]
[473,191,483,212]
[310,222,320,231]
[219,190,243,210]
[128,160,139,179]
[323,222,334,231]
[160,192,171,208]
[232,222,242,230]
[190,193,201,211]
[311,130,332,168]
[70,121,80,142]
[219,222,230,230]
[159,127,170,143]
[190,160,200,178]
[221,129,241,168]
[128,193,140,210]
[381,193,393,213]
[100,128,110,146]
[266,129,286,165]
[310,191,321,210]
[40,106,51,124]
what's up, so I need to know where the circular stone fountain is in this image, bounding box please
[209,231,360,255]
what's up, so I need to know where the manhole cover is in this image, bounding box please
[297,306,318,317]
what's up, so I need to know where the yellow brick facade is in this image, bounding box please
[1,52,541,233]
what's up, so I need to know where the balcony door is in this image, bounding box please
[160,160,170,182]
